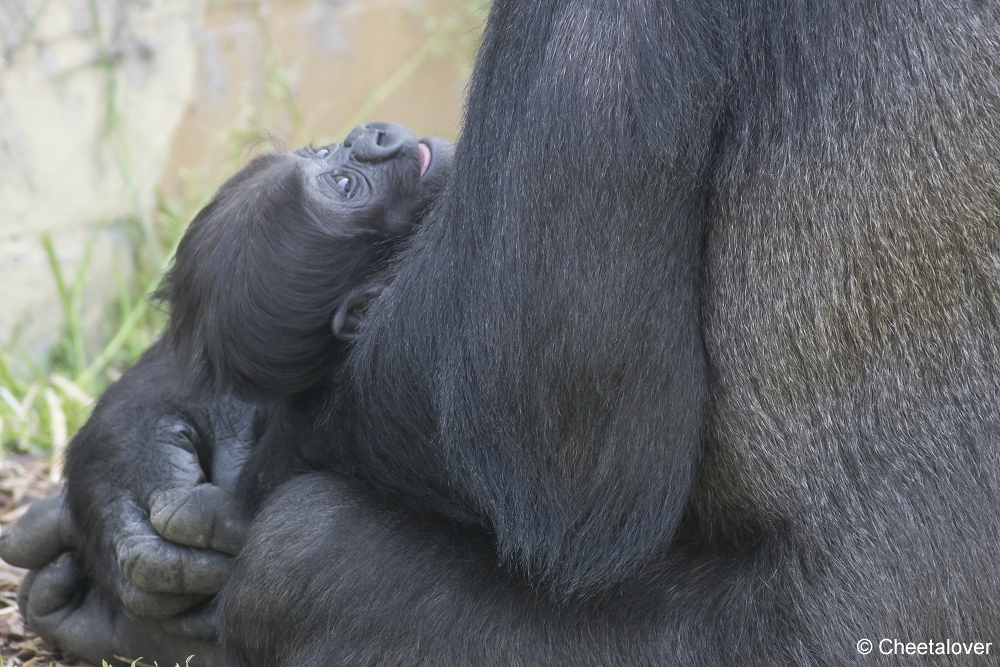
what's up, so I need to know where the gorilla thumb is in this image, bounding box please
[0,492,76,569]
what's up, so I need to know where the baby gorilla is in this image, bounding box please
[0,122,453,667]
[164,122,454,399]
[161,121,456,509]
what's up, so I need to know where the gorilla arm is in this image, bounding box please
[63,340,255,617]
[335,0,721,597]
[0,341,259,664]
[9,2,723,658]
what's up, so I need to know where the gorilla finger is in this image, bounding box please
[117,579,209,620]
[23,553,83,620]
[27,575,118,665]
[205,399,259,494]
[28,571,220,667]
[17,569,37,620]
[117,533,232,595]
[0,492,75,569]
[157,599,219,642]
[149,483,249,554]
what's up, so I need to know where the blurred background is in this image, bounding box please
[0,0,486,464]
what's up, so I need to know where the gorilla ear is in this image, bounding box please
[332,284,385,341]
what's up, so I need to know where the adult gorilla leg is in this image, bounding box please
[225,476,817,666]
[223,474,662,667]
[223,474,531,665]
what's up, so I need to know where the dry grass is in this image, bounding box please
[0,454,87,667]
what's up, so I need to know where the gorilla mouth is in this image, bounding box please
[419,142,432,177]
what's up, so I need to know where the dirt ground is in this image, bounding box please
[0,454,88,667]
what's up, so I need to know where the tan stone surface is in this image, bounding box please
[0,0,478,358]
[0,0,203,355]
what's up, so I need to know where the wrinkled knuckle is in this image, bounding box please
[150,486,218,548]
[150,486,187,511]
[117,535,174,590]
[149,488,189,530]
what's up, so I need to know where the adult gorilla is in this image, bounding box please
[9,0,1000,665]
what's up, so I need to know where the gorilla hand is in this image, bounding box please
[74,402,254,620]
[0,343,260,664]
[2,493,222,666]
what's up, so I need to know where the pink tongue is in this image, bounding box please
[419,143,431,176]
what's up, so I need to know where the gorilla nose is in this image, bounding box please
[343,122,413,163]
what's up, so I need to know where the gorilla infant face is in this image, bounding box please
[291,122,455,237]
[160,122,455,396]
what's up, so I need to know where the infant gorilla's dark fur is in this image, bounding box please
[0,124,454,665]
[161,122,454,509]
[162,122,454,400]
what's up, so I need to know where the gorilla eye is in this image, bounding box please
[328,172,354,195]
[322,171,357,196]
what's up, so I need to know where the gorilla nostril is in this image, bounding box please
[344,123,412,162]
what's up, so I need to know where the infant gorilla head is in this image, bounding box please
[160,122,454,398]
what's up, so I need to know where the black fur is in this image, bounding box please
[157,126,455,514]
[159,123,452,400]
[57,124,453,665]
[160,155,400,398]
[56,0,1000,665]
[64,340,263,624]
[220,0,1000,665]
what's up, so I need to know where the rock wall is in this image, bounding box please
[0,0,476,359]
